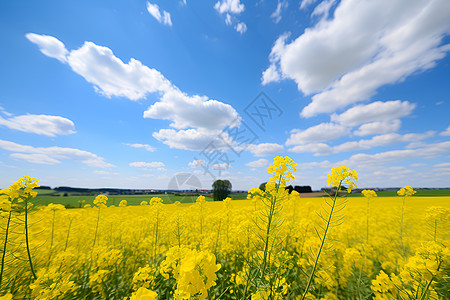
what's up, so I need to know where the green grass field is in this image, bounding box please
[33,191,248,208]
[34,188,450,208]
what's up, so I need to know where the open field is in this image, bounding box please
[33,192,248,207]
[2,188,449,299]
[2,162,449,299]
[33,189,450,208]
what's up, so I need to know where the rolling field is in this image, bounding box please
[1,159,449,299]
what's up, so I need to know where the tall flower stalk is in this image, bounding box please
[248,156,297,297]
[301,166,358,300]
[149,197,164,259]
[425,206,449,242]
[397,186,416,253]
[92,195,108,248]
[0,189,13,287]
[361,190,377,243]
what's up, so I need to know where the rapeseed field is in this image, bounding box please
[0,157,449,299]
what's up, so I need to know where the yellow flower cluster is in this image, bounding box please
[132,265,157,291]
[129,287,158,300]
[93,194,108,207]
[160,246,221,299]
[397,186,416,196]
[326,166,358,192]
[267,155,297,186]
[361,189,378,198]
[425,206,450,223]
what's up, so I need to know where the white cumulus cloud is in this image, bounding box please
[247,143,284,157]
[124,143,156,152]
[246,159,269,168]
[146,2,172,26]
[0,139,114,168]
[211,163,230,170]
[234,22,247,34]
[285,122,349,146]
[289,132,435,156]
[271,1,288,24]
[27,34,241,151]
[25,33,68,63]
[214,0,244,14]
[152,128,233,151]
[440,126,450,136]
[215,0,246,34]
[263,0,450,117]
[66,41,173,100]
[93,170,119,175]
[0,113,75,137]
[331,100,416,127]
[354,120,401,136]
[189,159,205,168]
[143,88,239,131]
[129,161,165,169]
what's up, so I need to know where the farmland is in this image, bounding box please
[32,191,248,208]
[32,188,450,208]
[1,157,449,299]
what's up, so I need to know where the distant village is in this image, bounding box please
[35,185,448,197]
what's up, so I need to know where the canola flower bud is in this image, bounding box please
[140,201,148,206]
[119,200,128,207]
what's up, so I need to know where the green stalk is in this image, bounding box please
[47,210,56,267]
[0,210,12,286]
[176,216,181,248]
[24,194,37,279]
[64,217,73,251]
[434,219,437,243]
[400,196,405,250]
[366,197,370,243]
[301,181,342,300]
[419,260,441,300]
[154,209,159,259]
[260,175,282,280]
[92,206,101,248]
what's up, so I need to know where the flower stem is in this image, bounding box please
[0,211,12,286]
[93,207,101,248]
[24,195,37,279]
[301,181,341,300]
[260,175,282,280]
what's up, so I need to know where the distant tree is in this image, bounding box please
[259,182,267,191]
[35,186,52,190]
[285,185,294,194]
[294,186,312,193]
[212,179,232,201]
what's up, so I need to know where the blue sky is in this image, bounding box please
[1,0,449,191]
